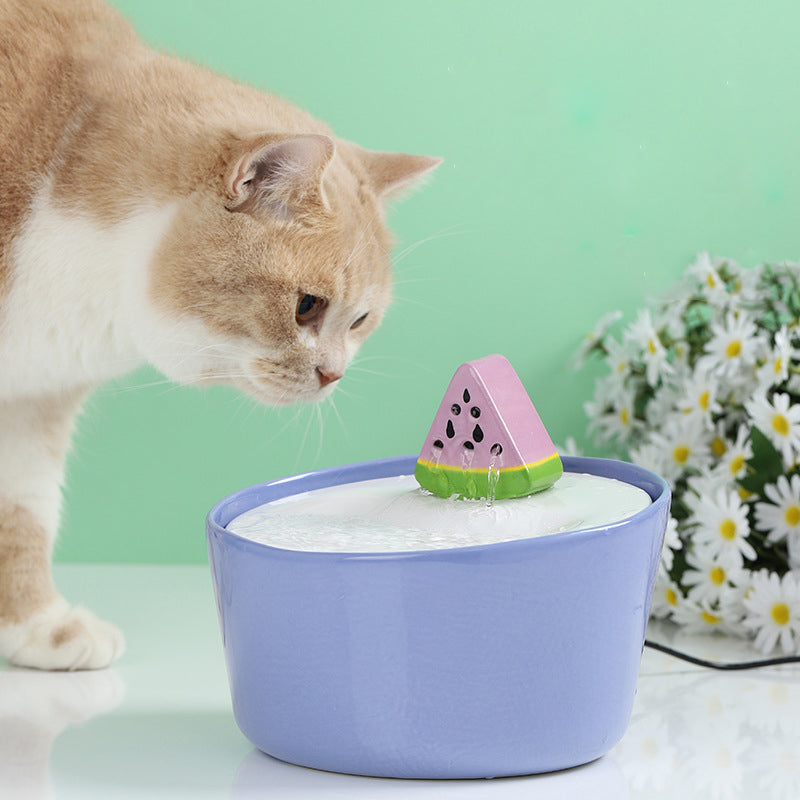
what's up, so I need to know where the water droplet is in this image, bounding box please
[451,403,461,416]
[487,450,501,508]
[491,443,503,456]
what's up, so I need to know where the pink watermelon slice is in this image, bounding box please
[415,354,562,500]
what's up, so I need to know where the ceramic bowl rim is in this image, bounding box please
[206,454,670,562]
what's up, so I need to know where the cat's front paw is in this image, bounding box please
[1,599,125,671]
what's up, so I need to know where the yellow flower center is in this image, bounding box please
[712,437,727,457]
[785,506,800,527]
[620,407,630,426]
[707,274,716,289]
[772,602,791,626]
[673,445,690,464]
[648,339,658,355]
[665,588,678,606]
[709,566,726,586]
[719,519,737,540]
[702,611,721,625]
[730,455,745,475]
[773,414,790,436]
[775,357,783,375]
[738,487,753,501]
[699,391,710,411]
[726,340,741,358]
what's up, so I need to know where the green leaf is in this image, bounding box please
[738,426,785,495]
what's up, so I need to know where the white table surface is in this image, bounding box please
[1,564,798,799]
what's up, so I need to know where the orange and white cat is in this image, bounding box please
[0,0,439,670]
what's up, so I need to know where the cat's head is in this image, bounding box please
[136,133,439,405]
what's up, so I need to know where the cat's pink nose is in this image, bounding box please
[316,367,342,387]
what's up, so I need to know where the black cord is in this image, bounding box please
[644,639,800,671]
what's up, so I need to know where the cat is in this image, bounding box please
[0,0,440,670]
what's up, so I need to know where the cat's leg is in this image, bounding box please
[0,392,125,670]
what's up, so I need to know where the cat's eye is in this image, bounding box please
[351,313,369,330]
[295,294,327,325]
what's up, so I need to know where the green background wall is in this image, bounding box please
[58,0,800,562]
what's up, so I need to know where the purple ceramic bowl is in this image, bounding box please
[207,455,670,779]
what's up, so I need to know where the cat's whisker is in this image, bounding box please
[295,404,318,469]
[342,207,383,270]
[255,402,306,449]
[313,402,325,464]
[392,223,474,268]
[349,353,434,373]
[324,394,348,443]
[346,365,393,379]
[387,294,440,315]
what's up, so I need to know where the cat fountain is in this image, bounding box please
[206,356,670,779]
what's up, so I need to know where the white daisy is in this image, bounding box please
[675,368,722,426]
[685,487,756,565]
[713,425,752,481]
[644,379,682,428]
[789,534,800,572]
[687,251,729,303]
[626,309,672,387]
[603,335,635,379]
[650,570,682,619]
[629,440,668,479]
[646,415,712,483]
[756,326,796,390]
[671,596,734,635]
[754,474,800,543]
[745,392,800,465]
[682,547,745,605]
[572,310,623,369]
[697,310,759,379]
[741,570,800,654]
[685,473,736,506]
[661,516,682,572]
[585,379,641,446]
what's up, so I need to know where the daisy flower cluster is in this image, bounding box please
[576,253,800,655]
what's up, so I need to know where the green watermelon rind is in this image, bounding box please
[414,452,563,501]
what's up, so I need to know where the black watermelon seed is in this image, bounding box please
[433,439,444,449]
[491,443,503,456]
[463,388,471,403]
[463,441,474,450]
[473,424,484,443]
[446,420,455,439]
[451,403,461,416]
[470,406,481,418]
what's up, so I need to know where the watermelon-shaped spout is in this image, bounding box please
[414,354,563,500]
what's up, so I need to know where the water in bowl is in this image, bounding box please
[226,471,651,553]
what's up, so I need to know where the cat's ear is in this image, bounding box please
[357,149,443,200]
[224,133,335,216]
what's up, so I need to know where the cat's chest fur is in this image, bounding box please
[0,182,177,400]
